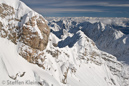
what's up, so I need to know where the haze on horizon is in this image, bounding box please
[21,0,129,18]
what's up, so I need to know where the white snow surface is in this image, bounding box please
[0,0,129,86]
[0,0,45,39]
[0,37,60,86]
[47,17,129,64]
[1,33,128,86]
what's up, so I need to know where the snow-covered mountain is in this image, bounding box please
[0,0,129,86]
[46,17,129,86]
[47,17,129,64]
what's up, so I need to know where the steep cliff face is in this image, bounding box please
[0,0,50,63]
[0,0,129,86]
[20,15,50,51]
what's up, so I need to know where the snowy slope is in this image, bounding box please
[0,37,60,86]
[2,34,128,86]
[42,28,129,86]
[47,17,129,64]
[0,0,50,51]
[0,0,129,86]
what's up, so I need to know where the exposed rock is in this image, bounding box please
[21,15,50,51]
[0,3,50,68]
[1,29,8,38]
[0,21,3,31]
[0,3,15,18]
[0,3,50,51]
[62,68,69,84]
[0,6,3,13]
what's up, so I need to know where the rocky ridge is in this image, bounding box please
[47,17,129,64]
[0,0,50,64]
[0,0,129,86]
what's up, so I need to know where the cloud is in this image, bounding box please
[51,2,106,7]
[20,0,129,17]
[20,0,63,5]
[32,8,105,14]
[102,3,129,7]
[21,0,129,7]
[51,1,129,7]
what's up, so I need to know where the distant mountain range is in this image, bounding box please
[47,17,129,64]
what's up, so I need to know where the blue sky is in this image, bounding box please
[21,0,129,17]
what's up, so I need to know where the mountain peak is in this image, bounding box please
[0,0,129,86]
[0,0,50,51]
